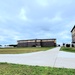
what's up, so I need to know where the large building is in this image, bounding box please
[71,25,75,44]
[17,39,56,47]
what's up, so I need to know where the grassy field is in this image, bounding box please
[0,63,75,75]
[60,47,75,52]
[0,47,54,54]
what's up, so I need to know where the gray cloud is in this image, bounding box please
[0,0,74,45]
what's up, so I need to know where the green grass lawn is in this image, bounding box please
[0,47,54,54]
[60,47,75,52]
[0,63,75,75]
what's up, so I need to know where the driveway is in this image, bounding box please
[55,51,75,69]
[0,47,75,69]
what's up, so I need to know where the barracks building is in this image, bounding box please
[71,25,75,44]
[17,39,56,47]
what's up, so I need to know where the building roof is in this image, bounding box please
[71,25,75,32]
[17,39,56,42]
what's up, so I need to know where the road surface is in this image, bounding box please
[0,47,75,69]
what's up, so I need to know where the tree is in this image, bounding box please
[0,45,2,48]
[63,43,65,47]
[66,44,70,47]
[0,45,2,46]
[9,44,17,47]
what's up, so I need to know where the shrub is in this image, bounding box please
[66,44,70,47]
[72,44,74,47]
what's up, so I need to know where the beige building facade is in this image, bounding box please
[17,39,56,47]
[71,25,75,43]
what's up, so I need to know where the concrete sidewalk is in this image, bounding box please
[0,47,75,69]
[0,47,60,67]
[55,51,75,69]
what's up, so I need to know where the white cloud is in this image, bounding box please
[0,28,21,42]
[36,0,49,7]
[35,31,53,39]
[19,7,32,22]
[51,15,62,23]
[54,31,70,39]
[19,8,28,21]
[36,0,72,7]
[0,16,6,23]
[0,14,11,23]
[43,12,62,23]
[0,13,16,23]
[66,20,75,28]
[0,0,74,45]
[0,36,6,41]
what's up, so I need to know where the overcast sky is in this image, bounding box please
[0,0,75,45]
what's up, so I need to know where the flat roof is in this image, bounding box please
[18,39,56,41]
[71,25,75,32]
